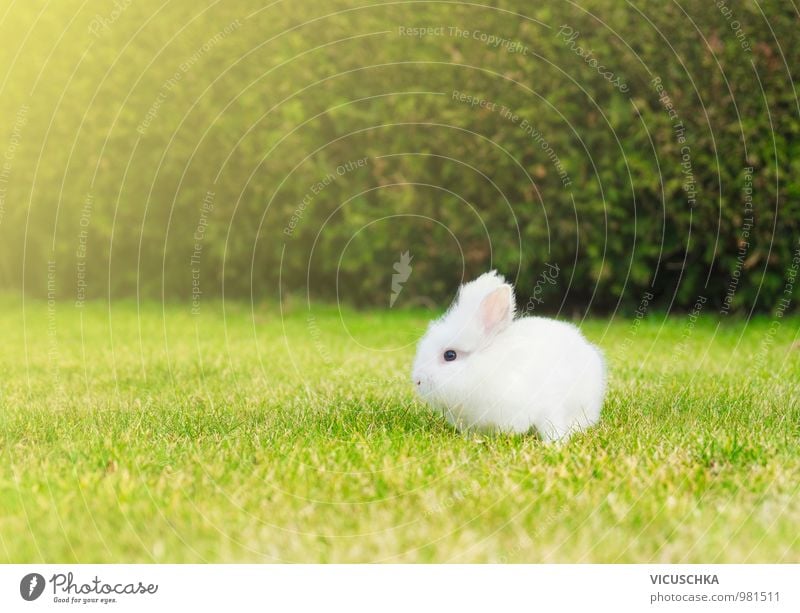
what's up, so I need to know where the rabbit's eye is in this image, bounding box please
[443,350,457,362]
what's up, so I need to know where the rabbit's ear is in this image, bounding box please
[478,284,515,336]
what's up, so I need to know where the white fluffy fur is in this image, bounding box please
[412,271,606,442]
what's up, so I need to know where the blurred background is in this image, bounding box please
[0,0,797,314]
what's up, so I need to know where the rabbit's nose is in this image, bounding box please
[416,380,421,386]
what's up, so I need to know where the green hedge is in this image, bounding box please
[0,0,797,314]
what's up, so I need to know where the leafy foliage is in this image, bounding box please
[0,1,797,313]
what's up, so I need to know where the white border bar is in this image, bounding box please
[1,564,797,612]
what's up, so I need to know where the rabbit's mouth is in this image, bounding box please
[414,380,434,400]
[418,385,453,409]
[414,379,447,406]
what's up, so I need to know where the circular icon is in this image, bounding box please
[20,573,45,601]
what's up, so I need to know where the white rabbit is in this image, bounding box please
[411,271,606,441]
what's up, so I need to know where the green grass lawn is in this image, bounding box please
[1,297,798,563]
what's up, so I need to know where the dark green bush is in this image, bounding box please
[0,0,797,314]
